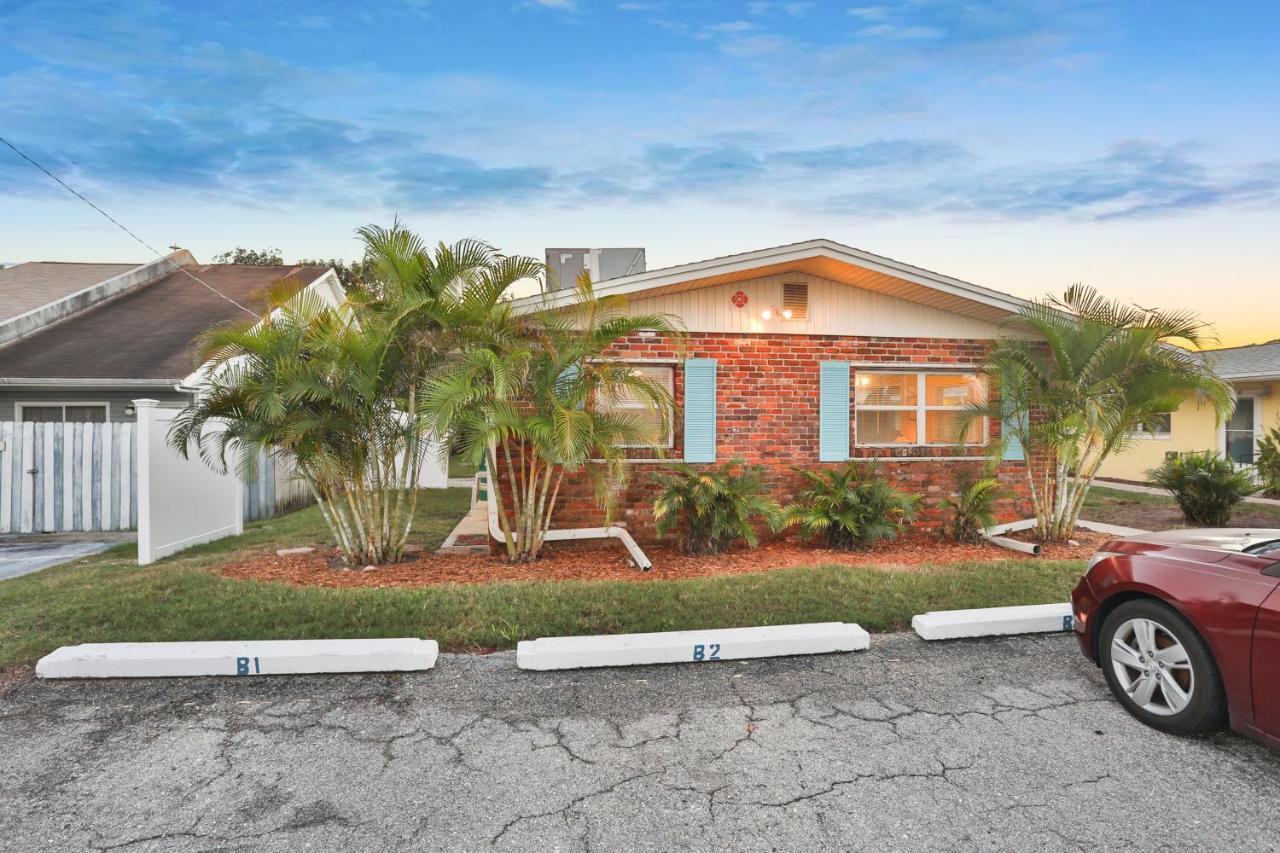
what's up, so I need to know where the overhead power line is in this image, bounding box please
[0,135,258,317]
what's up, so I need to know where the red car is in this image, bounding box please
[1073,528,1280,744]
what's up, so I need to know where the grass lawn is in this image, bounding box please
[0,486,1084,669]
[448,452,477,479]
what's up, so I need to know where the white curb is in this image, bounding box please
[516,622,869,671]
[911,603,1074,641]
[35,638,439,679]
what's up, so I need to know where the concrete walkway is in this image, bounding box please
[0,532,134,581]
[1096,478,1280,507]
[438,500,490,554]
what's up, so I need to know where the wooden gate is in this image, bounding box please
[0,421,137,533]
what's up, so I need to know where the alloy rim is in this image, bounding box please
[1110,617,1194,716]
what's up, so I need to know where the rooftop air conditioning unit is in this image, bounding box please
[544,248,646,292]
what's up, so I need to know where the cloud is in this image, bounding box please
[818,143,1280,221]
[1,0,1273,227]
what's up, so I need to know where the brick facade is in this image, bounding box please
[495,332,1038,544]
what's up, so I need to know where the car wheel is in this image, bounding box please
[1098,599,1227,736]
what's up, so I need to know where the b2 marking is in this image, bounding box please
[692,643,721,662]
[235,656,262,676]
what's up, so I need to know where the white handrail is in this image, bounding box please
[477,469,653,570]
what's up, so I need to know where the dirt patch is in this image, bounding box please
[0,666,33,697]
[217,533,1100,589]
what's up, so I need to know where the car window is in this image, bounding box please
[1245,539,1280,556]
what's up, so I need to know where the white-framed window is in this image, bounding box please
[1128,413,1172,439]
[854,371,987,447]
[16,402,109,423]
[597,362,675,448]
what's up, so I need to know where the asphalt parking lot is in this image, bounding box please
[3,633,1278,851]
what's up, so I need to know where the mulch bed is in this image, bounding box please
[217,531,1107,590]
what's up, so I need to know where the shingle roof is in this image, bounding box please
[0,264,327,381]
[0,262,140,323]
[1205,341,1280,380]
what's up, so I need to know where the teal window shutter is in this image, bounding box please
[818,361,850,462]
[556,364,582,409]
[683,358,717,463]
[1001,399,1026,461]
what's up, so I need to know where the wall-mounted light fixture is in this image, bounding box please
[759,306,793,322]
[124,404,136,417]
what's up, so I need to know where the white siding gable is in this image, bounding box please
[626,273,1013,339]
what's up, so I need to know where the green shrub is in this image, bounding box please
[786,462,921,550]
[1256,426,1280,497]
[1147,451,1260,526]
[939,465,1005,543]
[651,458,784,554]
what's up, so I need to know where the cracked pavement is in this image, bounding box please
[3,633,1279,851]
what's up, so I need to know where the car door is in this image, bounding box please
[1251,564,1280,740]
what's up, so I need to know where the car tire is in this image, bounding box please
[1098,599,1228,736]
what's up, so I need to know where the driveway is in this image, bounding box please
[2,633,1278,851]
[0,533,132,581]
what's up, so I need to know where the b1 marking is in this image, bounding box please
[235,656,262,676]
[1062,615,1074,632]
[692,643,721,662]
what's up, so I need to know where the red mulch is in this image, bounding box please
[216,530,1108,590]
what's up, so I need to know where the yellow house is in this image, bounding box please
[1097,342,1280,482]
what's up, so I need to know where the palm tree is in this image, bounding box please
[426,274,683,562]
[970,284,1234,541]
[169,226,545,565]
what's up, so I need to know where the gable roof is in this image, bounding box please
[0,262,140,323]
[0,264,329,382]
[516,238,1035,324]
[1205,341,1280,381]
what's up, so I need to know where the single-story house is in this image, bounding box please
[502,239,1041,539]
[0,251,342,422]
[1096,341,1280,482]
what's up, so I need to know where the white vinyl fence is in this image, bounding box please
[135,400,243,565]
[1,420,137,534]
[1,419,313,534]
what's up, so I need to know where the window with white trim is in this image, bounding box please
[17,403,108,423]
[597,363,675,448]
[854,372,987,446]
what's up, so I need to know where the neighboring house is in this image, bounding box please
[0,251,342,421]
[502,238,1041,539]
[0,252,343,533]
[1097,342,1280,482]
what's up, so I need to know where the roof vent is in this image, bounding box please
[782,282,808,320]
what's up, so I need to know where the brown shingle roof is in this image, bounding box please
[0,264,328,380]
[0,262,140,323]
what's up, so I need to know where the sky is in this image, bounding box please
[1,0,1277,347]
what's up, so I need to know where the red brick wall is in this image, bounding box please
[495,332,1039,544]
